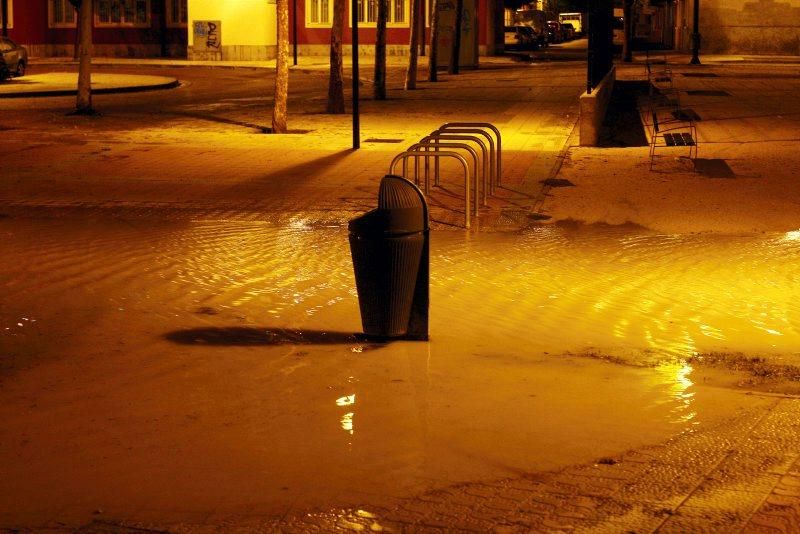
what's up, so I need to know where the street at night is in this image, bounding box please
[2,2,800,530]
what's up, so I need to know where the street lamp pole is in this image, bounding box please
[292,0,298,66]
[690,0,701,65]
[352,0,360,149]
[1,0,8,37]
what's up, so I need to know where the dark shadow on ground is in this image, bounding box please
[599,80,649,148]
[672,108,702,122]
[599,80,649,147]
[694,158,736,178]
[170,110,273,133]
[165,327,370,346]
[226,149,355,191]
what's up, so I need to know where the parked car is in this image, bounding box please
[560,23,576,41]
[0,37,28,80]
[514,9,548,48]
[546,21,563,44]
[504,25,540,51]
[528,26,548,49]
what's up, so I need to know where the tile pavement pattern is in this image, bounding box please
[74,397,798,532]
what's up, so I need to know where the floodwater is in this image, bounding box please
[0,216,798,525]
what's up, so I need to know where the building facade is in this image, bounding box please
[2,0,504,61]
[2,0,188,57]
[5,0,796,59]
[675,0,800,55]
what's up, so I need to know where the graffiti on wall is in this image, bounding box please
[193,20,222,52]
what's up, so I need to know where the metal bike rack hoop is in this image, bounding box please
[423,133,489,205]
[389,150,473,229]
[409,140,481,213]
[439,122,502,186]
[434,127,497,195]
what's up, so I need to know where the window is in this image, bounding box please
[307,0,408,28]
[306,0,332,27]
[49,0,77,28]
[354,0,407,26]
[95,0,150,27]
[167,0,186,27]
[0,0,13,29]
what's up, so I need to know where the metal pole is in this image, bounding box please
[586,5,592,94]
[690,0,701,65]
[622,0,632,62]
[352,0,360,149]
[1,0,8,37]
[419,0,426,56]
[292,0,298,66]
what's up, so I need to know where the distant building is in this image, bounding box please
[2,0,507,61]
[5,0,795,59]
[2,0,188,58]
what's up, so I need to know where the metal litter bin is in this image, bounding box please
[349,175,429,340]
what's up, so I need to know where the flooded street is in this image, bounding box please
[1,216,796,525]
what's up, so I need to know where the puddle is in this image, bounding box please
[0,218,797,522]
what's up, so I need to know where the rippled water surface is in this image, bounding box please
[0,217,797,521]
[4,218,799,357]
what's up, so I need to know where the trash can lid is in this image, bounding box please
[378,175,428,233]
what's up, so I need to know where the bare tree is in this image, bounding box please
[428,0,439,81]
[448,0,463,75]
[68,0,93,114]
[374,0,388,99]
[273,0,290,133]
[405,0,421,89]
[327,0,346,112]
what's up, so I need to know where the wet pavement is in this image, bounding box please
[2,218,800,531]
[2,51,800,531]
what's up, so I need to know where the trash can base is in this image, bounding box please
[354,332,429,342]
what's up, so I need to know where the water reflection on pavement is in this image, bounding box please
[0,216,797,526]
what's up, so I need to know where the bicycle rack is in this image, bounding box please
[385,122,501,230]
[438,123,502,187]
[389,150,473,229]
[433,127,497,196]
[406,140,481,215]
[423,133,489,206]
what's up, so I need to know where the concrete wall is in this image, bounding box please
[678,0,800,55]
[579,66,615,147]
[188,0,277,59]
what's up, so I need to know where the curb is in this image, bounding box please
[0,78,181,99]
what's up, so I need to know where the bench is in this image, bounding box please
[648,109,697,169]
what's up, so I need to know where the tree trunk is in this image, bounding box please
[405,0,421,89]
[272,0,290,133]
[327,0,345,113]
[1,0,8,37]
[374,0,387,99]
[74,14,81,60]
[76,0,93,114]
[448,0,463,75]
[159,0,169,58]
[428,0,439,81]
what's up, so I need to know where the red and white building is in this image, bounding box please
[1,0,188,57]
[1,0,505,62]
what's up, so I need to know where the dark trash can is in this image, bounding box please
[349,175,429,340]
